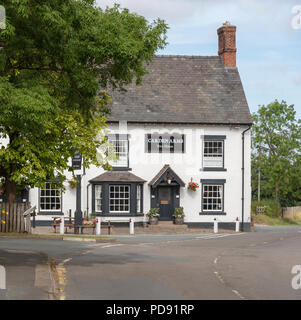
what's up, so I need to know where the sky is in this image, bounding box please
[96,0,301,118]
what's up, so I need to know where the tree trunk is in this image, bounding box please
[5,179,17,204]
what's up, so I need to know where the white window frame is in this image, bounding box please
[109,185,130,213]
[109,136,128,168]
[203,140,224,168]
[136,185,142,213]
[202,184,223,212]
[95,185,102,212]
[40,182,62,212]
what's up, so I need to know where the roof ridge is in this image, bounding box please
[154,55,220,59]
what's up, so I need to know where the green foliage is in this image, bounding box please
[147,208,160,218]
[252,100,301,205]
[89,213,97,220]
[251,199,281,217]
[0,1,168,200]
[173,207,185,218]
[68,179,78,189]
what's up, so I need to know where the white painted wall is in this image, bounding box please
[29,123,251,225]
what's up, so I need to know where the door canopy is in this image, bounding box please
[148,164,185,188]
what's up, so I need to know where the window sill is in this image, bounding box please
[201,168,227,172]
[38,211,63,215]
[199,212,226,215]
[96,212,143,217]
[111,167,132,171]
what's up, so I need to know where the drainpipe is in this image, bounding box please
[86,183,91,216]
[241,125,251,231]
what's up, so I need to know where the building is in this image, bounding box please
[30,22,253,231]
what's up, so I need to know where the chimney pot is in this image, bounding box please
[217,22,237,68]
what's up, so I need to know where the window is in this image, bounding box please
[136,185,142,213]
[200,179,226,214]
[40,182,62,211]
[108,134,129,168]
[203,140,223,168]
[95,185,102,212]
[202,184,223,212]
[109,185,130,213]
[91,182,144,215]
[202,135,226,170]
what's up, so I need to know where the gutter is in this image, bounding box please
[241,125,252,231]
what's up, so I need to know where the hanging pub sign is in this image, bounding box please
[145,133,185,153]
[72,150,82,170]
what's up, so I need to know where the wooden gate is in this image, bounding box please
[0,202,30,233]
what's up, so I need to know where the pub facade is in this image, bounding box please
[29,22,253,230]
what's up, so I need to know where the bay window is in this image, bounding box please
[136,184,142,213]
[95,185,102,212]
[109,185,130,213]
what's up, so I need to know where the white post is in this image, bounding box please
[235,218,240,232]
[96,217,101,235]
[213,218,218,233]
[130,218,134,235]
[0,265,6,290]
[60,217,65,235]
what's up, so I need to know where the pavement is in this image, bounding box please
[31,224,238,236]
[1,225,301,300]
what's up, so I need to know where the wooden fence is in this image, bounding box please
[0,202,30,233]
[282,206,301,218]
[255,206,266,215]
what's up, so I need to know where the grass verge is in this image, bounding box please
[253,214,301,226]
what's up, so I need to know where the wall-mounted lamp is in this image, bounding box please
[166,172,173,185]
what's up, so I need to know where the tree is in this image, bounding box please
[252,100,301,205]
[0,1,168,202]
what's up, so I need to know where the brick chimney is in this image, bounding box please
[217,22,237,68]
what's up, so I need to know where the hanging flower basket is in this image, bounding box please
[188,181,199,191]
[68,179,77,189]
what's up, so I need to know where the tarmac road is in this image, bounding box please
[0,225,301,300]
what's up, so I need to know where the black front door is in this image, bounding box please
[157,186,173,220]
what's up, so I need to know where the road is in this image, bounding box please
[1,226,301,300]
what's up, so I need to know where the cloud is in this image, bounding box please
[96,0,294,31]
[95,0,301,118]
[96,0,298,49]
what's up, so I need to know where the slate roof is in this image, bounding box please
[107,55,252,125]
[89,171,146,183]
